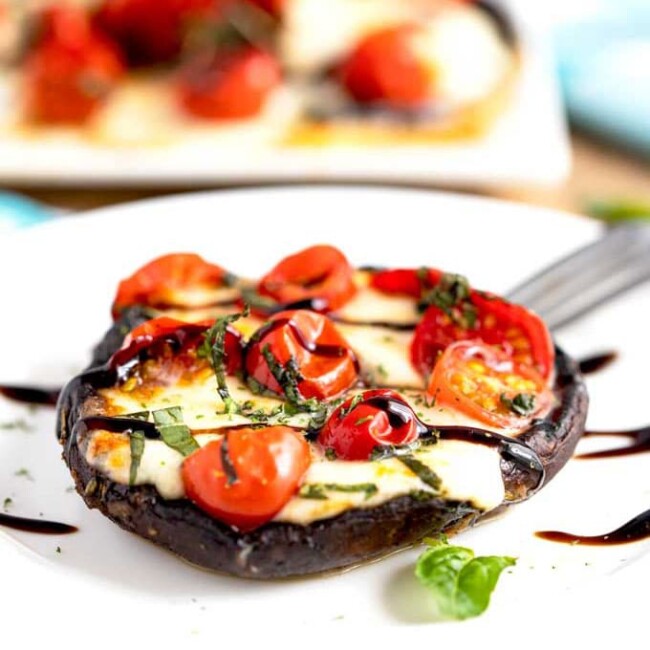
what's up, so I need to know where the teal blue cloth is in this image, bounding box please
[555,1,650,155]
[0,192,52,230]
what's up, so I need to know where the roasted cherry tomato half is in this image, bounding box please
[177,48,281,120]
[23,8,124,125]
[258,245,356,312]
[95,0,216,66]
[111,316,242,373]
[426,341,553,429]
[318,389,421,460]
[112,253,229,318]
[411,290,555,380]
[339,25,434,108]
[245,310,358,400]
[182,426,310,531]
[370,267,444,298]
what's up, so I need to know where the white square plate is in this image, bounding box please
[0,2,569,188]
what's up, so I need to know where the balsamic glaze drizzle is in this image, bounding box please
[248,316,361,376]
[577,427,650,460]
[578,351,618,376]
[363,395,545,500]
[0,385,60,407]
[536,508,650,546]
[331,317,417,332]
[0,513,78,535]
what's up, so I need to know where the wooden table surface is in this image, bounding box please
[6,132,650,216]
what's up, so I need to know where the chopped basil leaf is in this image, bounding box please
[339,393,363,418]
[415,537,516,620]
[199,308,248,414]
[14,468,33,481]
[375,364,388,380]
[125,410,150,421]
[500,393,536,417]
[398,455,441,491]
[261,345,328,429]
[3,497,12,512]
[246,376,266,395]
[369,435,438,461]
[239,287,278,311]
[354,415,374,426]
[152,405,184,426]
[128,430,145,485]
[299,483,378,500]
[152,407,199,457]
[261,345,303,403]
[158,424,199,457]
[420,272,478,329]
[408,490,440,502]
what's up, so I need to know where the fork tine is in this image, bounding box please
[514,236,650,316]
[506,224,650,330]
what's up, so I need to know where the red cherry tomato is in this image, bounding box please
[110,316,243,373]
[23,8,124,125]
[339,25,433,108]
[426,341,554,429]
[247,0,284,16]
[36,4,93,48]
[370,268,444,298]
[94,0,216,66]
[411,291,555,380]
[182,426,310,531]
[177,48,281,120]
[258,245,356,311]
[112,253,228,318]
[245,310,359,400]
[318,389,420,460]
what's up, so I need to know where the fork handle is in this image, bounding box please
[506,223,650,330]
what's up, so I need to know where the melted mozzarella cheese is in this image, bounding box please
[84,431,504,519]
[334,285,420,326]
[337,324,423,388]
[90,82,303,147]
[413,6,512,106]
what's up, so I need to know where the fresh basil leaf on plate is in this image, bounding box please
[415,538,516,620]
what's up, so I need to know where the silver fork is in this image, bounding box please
[506,223,650,330]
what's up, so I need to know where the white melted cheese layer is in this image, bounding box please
[84,433,504,521]
[86,369,506,524]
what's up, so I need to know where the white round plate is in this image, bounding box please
[0,187,647,642]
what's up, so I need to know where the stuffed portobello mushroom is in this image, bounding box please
[57,247,588,579]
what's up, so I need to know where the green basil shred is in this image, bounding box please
[128,430,145,485]
[500,393,536,417]
[259,345,328,430]
[397,455,442,491]
[299,483,378,501]
[152,406,199,457]
[420,272,478,329]
[198,307,249,415]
